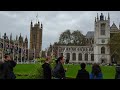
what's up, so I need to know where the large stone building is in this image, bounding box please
[0,33,29,62]
[29,20,43,59]
[0,17,43,62]
[49,13,120,64]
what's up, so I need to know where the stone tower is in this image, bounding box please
[30,20,43,58]
[24,36,28,48]
[19,33,23,47]
[94,13,110,64]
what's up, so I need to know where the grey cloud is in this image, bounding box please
[0,11,120,50]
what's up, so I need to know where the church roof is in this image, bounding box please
[110,23,118,31]
[86,31,94,38]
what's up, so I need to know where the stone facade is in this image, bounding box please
[0,33,28,62]
[58,46,94,64]
[30,21,43,58]
[51,13,120,64]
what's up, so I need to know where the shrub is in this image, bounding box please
[27,64,44,79]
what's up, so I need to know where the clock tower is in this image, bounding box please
[94,13,110,64]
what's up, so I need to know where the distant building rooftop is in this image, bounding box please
[110,22,119,31]
[86,31,94,38]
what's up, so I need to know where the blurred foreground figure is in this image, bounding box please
[52,56,67,79]
[42,56,52,79]
[115,64,120,79]
[2,54,16,79]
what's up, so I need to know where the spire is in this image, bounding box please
[97,13,99,21]
[4,32,6,39]
[16,35,18,41]
[25,35,28,42]
[31,20,33,27]
[119,23,120,30]
[10,33,12,41]
[95,17,96,22]
[20,33,21,37]
[100,13,104,20]
[4,32,6,36]
[38,21,40,26]
[41,22,43,29]
[19,33,21,41]
[108,13,110,20]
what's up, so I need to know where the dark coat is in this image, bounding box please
[42,62,52,79]
[115,65,120,79]
[53,62,66,79]
[2,60,16,79]
[76,69,89,79]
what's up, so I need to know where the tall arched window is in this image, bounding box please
[85,53,88,61]
[91,54,94,61]
[66,53,70,60]
[72,53,76,61]
[101,23,105,35]
[101,47,105,54]
[78,53,82,61]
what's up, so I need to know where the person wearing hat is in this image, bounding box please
[42,56,52,79]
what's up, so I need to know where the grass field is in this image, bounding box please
[14,64,116,79]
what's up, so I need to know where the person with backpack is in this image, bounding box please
[90,63,103,79]
[2,54,16,79]
[52,56,67,79]
[42,56,52,79]
[76,63,89,79]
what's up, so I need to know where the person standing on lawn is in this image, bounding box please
[42,56,52,79]
[76,63,89,79]
[90,63,103,79]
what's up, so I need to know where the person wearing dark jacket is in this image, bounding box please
[53,56,67,79]
[115,64,120,79]
[2,54,16,79]
[76,63,89,79]
[90,63,103,79]
[42,56,52,79]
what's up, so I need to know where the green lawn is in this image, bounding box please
[64,64,116,79]
[14,64,116,79]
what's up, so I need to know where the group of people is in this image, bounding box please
[0,54,120,79]
[76,63,103,79]
[42,56,66,79]
[0,54,16,79]
[42,56,102,79]
[42,56,120,79]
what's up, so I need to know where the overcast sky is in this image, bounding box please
[0,11,120,50]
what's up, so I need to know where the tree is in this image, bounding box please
[58,30,85,45]
[59,29,71,44]
[71,30,85,45]
[108,32,120,64]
